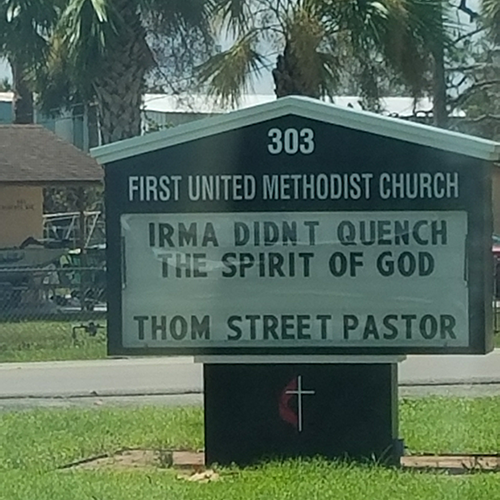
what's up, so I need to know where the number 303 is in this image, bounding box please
[267,128,315,155]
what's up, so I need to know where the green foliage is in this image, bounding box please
[0,0,58,66]
[0,0,61,122]
[43,185,103,217]
[198,0,454,106]
[198,30,266,106]
[143,116,175,133]
[0,0,212,139]
[482,0,500,44]
[446,32,500,141]
[57,0,134,82]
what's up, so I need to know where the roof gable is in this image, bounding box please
[92,96,500,164]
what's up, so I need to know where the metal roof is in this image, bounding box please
[143,93,466,118]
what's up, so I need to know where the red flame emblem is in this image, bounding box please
[279,376,298,429]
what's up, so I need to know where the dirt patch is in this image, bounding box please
[63,449,204,471]
[62,450,500,474]
[401,454,500,474]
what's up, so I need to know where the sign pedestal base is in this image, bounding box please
[204,363,401,467]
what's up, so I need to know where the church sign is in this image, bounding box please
[93,97,499,356]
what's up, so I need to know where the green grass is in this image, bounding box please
[401,397,500,454]
[0,399,500,499]
[2,462,499,500]
[0,406,203,471]
[0,320,107,362]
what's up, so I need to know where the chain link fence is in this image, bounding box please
[0,257,107,361]
[0,266,106,320]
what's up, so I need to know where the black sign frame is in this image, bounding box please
[97,98,496,356]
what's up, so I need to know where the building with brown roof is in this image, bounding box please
[0,125,102,247]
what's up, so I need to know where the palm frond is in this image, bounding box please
[197,31,265,107]
[145,0,212,31]
[317,51,341,97]
[326,0,450,97]
[208,0,250,35]
[403,0,454,49]
[482,0,500,43]
[0,0,59,65]
[57,0,122,78]
[34,34,90,116]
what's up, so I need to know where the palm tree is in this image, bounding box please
[198,0,452,114]
[49,0,212,144]
[0,0,59,123]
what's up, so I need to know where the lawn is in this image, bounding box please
[0,320,106,362]
[0,320,499,363]
[0,398,500,499]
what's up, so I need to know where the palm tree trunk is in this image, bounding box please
[432,42,448,129]
[92,1,153,144]
[9,58,34,124]
[272,42,320,99]
[431,10,448,129]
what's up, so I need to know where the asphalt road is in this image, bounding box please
[1,350,500,404]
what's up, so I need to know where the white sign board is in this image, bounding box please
[121,211,468,349]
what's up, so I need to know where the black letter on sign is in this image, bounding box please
[383,315,398,340]
[419,315,438,339]
[338,221,356,246]
[329,252,348,277]
[363,315,379,339]
[419,252,434,276]
[343,315,359,339]
[159,223,174,247]
[192,316,210,340]
[202,223,219,247]
[179,222,197,247]
[227,316,242,340]
[440,315,456,339]
[170,316,188,340]
[234,222,249,246]
[149,223,155,246]
[221,253,237,277]
[134,316,149,340]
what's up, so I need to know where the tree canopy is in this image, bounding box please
[0,0,59,122]
[1,0,499,140]
[197,0,453,113]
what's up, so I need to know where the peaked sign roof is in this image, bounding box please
[92,96,500,164]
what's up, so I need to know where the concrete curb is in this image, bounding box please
[4,379,500,400]
[0,388,203,400]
